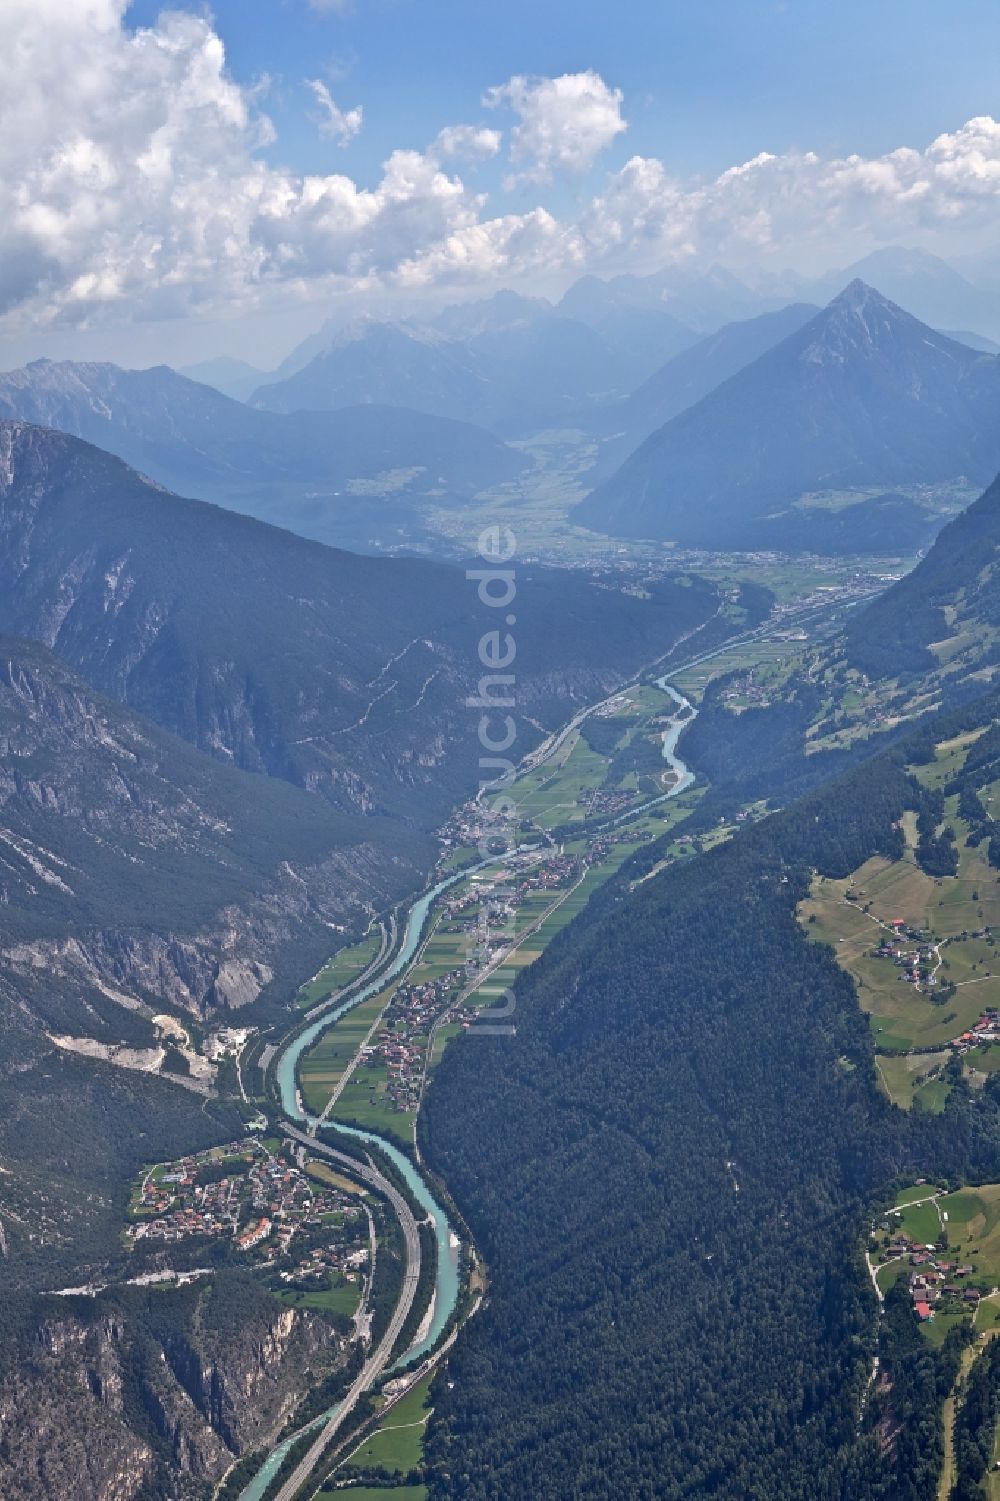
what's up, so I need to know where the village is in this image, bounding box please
[866,920,1000,1053]
[363,852,585,1113]
[869,1181,1000,1342]
[127,1138,370,1287]
[878,1226,982,1323]
[869,920,939,988]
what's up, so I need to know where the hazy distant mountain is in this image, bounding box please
[177,354,268,401]
[585,302,822,478]
[431,288,553,338]
[556,275,699,385]
[0,358,527,550]
[942,329,1000,355]
[461,315,636,428]
[560,264,769,337]
[806,247,1000,342]
[251,306,650,432]
[252,317,489,420]
[576,281,1000,552]
[0,421,722,823]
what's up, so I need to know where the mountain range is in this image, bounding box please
[0,421,724,827]
[0,359,528,552]
[576,281,1000,552]
[249,301,665,432]
[0,415,732,1336]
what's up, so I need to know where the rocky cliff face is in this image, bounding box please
[0,633,426,1050]
[0,1280,345,1501]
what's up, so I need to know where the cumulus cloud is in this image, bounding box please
[306,79,363,143]
[3,3,1000,333]
[485,70,627,182]
[432,124,503,162]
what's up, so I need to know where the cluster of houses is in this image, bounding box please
[128,1140,364,1267]
[367,976,463,1114]
[278,1240,368,1289]
[879,1228,982,1323]
[950,1009,1000,1054]
[578,787,638,820]
[871,921,936,987]
[719,669,772,711]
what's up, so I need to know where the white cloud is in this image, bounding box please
[432,124,502,162]
[575,118,1000,275]
[3,4,1000,334]
[485,70,627,182]
[306,79,363,144]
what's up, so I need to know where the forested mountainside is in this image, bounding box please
[576,282,1000,552]
[847,471,1000,679]
[0,359,528,550]
[421,709,1000,1501]
[0,421,729,824]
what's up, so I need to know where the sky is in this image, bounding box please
[2,0,999,369]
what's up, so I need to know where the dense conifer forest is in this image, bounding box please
[421,705,1000,1499]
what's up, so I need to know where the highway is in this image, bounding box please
[269,1123,422,1501]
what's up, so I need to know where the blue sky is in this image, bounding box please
[126,0,1000,187]
[1,0,998,367]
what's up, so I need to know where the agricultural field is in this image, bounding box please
[875,1183,1000,1292]
[911,730,990,793]
[801,868,998,1056]
[299,987,394,1116]
[338,1372,434,1477]
[876,1052,952,1113]
[295,930,382,1010]
[305,1160,368,1197]
[799,735,1000,1109]
[671,636,806,702]
[276,1271,364,1321]
[328,1062,417,1149]
[511,732,611,829]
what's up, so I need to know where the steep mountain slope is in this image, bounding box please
[620,301,820,437]
[576,282,1000,551]
[0,422,726,825]
[585,302,821,478]
[0,1274,346,1501]
[422,718,1000,1500]
[0,632,424,1039]
[0,359,527,551]
[0,628,428,1298]
[941,329,1000,355]
[845,470,1000,678]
